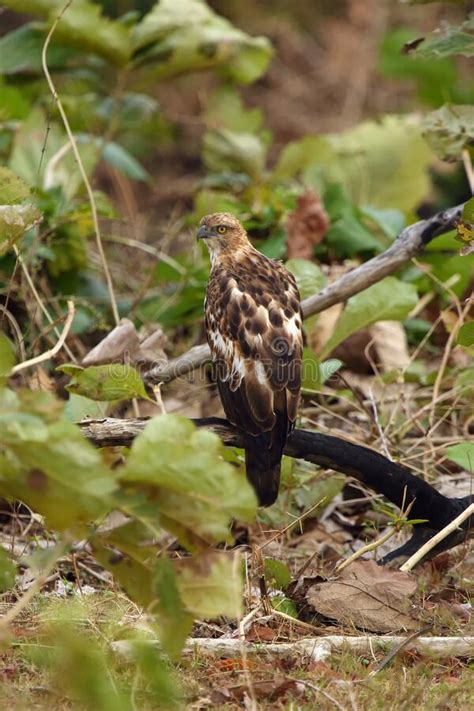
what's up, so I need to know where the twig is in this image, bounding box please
[462,149,474,194]
[13,246,77,362]
[41,1,120,326]
[0,537,70,631]
[370,624,433,675]
[144,204,463,385]
[335,528,398,573]
[11,300,75,373]
[400,503,474,572]
[0,304,26,362]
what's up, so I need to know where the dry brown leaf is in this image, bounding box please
[285,190,329,259]
[370,320,410,371]
[306,559,418,633]
[82,318,167,369]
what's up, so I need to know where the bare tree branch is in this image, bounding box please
[144,204,463,385]
[78,415,473,566]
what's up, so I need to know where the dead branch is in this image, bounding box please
[111,634,474,662]
[144,204,463,384]
[78,416,473,566]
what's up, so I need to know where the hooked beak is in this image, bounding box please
[197,225,209,240]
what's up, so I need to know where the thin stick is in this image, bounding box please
[0,538,70,631]
[462,149,474,194]
[370,624,433,675]
[12,300,75,373]
[0,304,26,362]
[400,503,474,573]
[41,1,120,326]
[13,246,77,362]
[335,528,397,573]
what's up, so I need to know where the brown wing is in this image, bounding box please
[205,253,303,436]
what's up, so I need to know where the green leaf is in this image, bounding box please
[122,415,256,546]
[410,15,474,59]
[0,334,16,384]
[2,0,132,67]
[323,183,384,256]
[422,104,474,160]
[0,204,41,255]
[0,391,117,531]
[444,443,474,473]
[102,142,150,182]
[264,558,291,590]
[319,358,343,384]
[301,347,321,392]
[0,166,31,204]
[301,116,434,214]
[174,551,243,619]
[0,548,16,592]
[463,197,474,223]
[271,595,298,618]
[205,85,263,133]
[0,23,78,75]
[321,277,418,357]
[285,258,326,299]
[59,364,150,402]
[457,321,474,347]
[132,0,272,84]
[202,129,267,179]
[153,557,193,658]
[273,135,333,180]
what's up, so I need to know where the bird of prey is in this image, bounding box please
[198,213,303,506]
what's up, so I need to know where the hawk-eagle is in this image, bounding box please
[198,213,303,506]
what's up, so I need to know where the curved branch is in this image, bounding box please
[144,204,463,384]
[78,416,473,565]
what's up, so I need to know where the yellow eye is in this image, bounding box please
[217,225,227,235]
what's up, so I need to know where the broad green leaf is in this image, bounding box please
[0,392,117,530]
[205,85,263,133]
[285,258,326,299]
[0,204,41,255]
[444,443,474,473]
[271,595,298,618]
[132,0,272,84]
[422,105,474,160]
[273,135,334,180]
[301,347,321,391]
[463,197,474,223]
[319,358,343,384]
[2,0,132,66]
[0,23,78,75]
[264,558,291,590]
[153,558,193,658]
[202,129,267,179]
[64,394,109,422]
[174,551,243,619]
[0,548,16,592]
[0,166,31,204]
[59,364,150,402]
[9,108,67,188]
[411,15,474,59]
[122,415,256,546]
[102,142,150,182]
[300,116,434,214]
[321,277,418,357]
[457,321,474,347]
[0,333,16,384]
[361,206,406,240]
[323,183,384,256]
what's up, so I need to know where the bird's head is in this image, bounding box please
[197,212,250,260]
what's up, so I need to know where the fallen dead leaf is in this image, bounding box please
[306,559,418,632]
[285,190,329,259]
[82,318,167,369]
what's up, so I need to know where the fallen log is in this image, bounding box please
[79,416,473,566]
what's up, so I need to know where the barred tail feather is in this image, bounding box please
[244,434,282,507]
